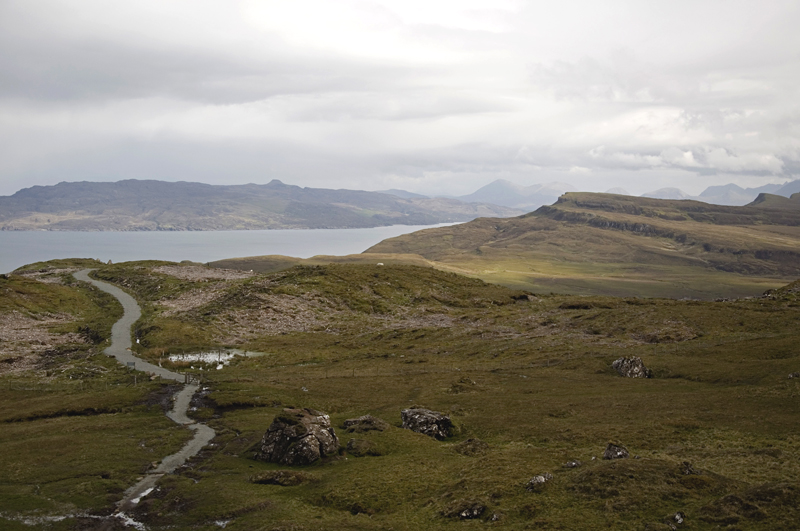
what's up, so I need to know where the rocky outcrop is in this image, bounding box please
[342,414,389,433]
[603,443,630,460]
[401,408,454,439]
[526,473,554,491]
[612,356,652,378]
[255,408,339,465]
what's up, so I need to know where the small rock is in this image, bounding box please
[342,414,389,433]
[401,408,454,440]
[612,356,652,378]
[442,500,487,520]
[255,408,339,466]
[526,473,554,491]
[563,459,582,468]
[789,372,799,379]
[681,461,698,475]
[603,443,630,460]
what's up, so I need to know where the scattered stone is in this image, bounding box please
[526,473,554,491]
[612,356,652,378]
[255,408,339,465]
[346,438,382,457]
[667,511,686,528]
[342,414,389,433]
[563,459,582,469]
[442,500,487,520]
[681,461,699,475]
[401,408,454,440]
[453,438,489,456]
[789,372,799,379]
[603,443,630,460]
[250,470,314,486]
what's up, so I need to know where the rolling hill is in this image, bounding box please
[358,192,800,298]
[0,179,523,231]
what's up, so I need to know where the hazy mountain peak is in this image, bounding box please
[605,187,630,195]
[642,187,691,200]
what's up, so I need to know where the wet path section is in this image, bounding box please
[74,270,216,514]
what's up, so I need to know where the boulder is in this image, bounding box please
[526,472,554,491]
[563,459,582,469]
[255,408,339,465]
[789,372,799,379]
[603,443,630,460]
[612,356,652,378]
[342,414,389,433]
[401,408,454,439]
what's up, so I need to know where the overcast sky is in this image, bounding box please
[1,0,799,197]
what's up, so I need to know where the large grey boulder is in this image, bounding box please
[612,356,652,378]
[401,408,454,440]
[255,408,339,465]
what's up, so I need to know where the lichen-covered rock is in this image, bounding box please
[526,473,554,491]
[603,443,630,460]
[401,408,454,439]
[255,408,339,465]
[563,459,582,469]
[612,356,652,378]
[342,414,389,433]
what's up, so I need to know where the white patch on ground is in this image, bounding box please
[116,512,147,530]
[130,487,154,505]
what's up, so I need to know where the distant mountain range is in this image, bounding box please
[450,179,578,210]
[642,180,798,205]
[0,180,523,231]
[444,178,800,209]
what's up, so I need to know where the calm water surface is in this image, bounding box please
[0,224,454,273]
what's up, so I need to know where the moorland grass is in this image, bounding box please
[2,261,799,529]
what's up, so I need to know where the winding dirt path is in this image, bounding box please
[74,270,216,512]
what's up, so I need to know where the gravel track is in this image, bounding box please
[73,269,216,513]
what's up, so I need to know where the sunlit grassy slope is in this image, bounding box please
[357,192,800,299]
[4,260,795,529]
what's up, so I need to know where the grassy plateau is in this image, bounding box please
[1,255,798,530]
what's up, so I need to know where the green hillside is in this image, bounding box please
[364,192,800,299]
[2,260,799,530]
